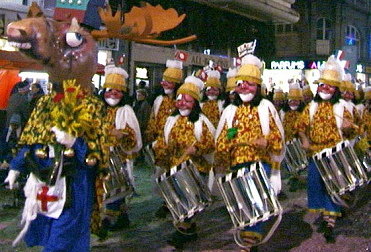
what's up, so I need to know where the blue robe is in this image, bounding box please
[11,139,95,252]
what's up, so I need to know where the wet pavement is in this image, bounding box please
[1,162,371,252]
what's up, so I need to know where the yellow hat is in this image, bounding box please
[287,83,303,100]
[273,88,285,101]
[103,65,129,92]
[205,70,222,89]
[302,84,313,97]
[177,76,204,101]
[236,54,263,85]
[314,55,344,87]
[355,85,363,101]
[163,59,183,84]
[226,68,237,92]
[364,86,371,100]
[341,73,355,93]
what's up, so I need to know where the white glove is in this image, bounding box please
[4,170,20,190]
[269,169,281,195]
[51,126,76,148]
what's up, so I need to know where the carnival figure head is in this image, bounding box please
[161,59,183,95]
[313,55,343,104]
[233,54,264,107]
[283,82,305,112]
[223,67,238,107]
[101,64,131,107]
[273,87,285,110]
[174,76,204,122]
[202,70,222,101]
[340,73,356,102]
[302,84,313,103]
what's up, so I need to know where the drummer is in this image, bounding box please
[100,63,142,234]
[215,54,284,252]
[145,59,183,218]
[200,69,224,128]
[297,55,360,243]
[280,82,306,192]
[152,75,215,248]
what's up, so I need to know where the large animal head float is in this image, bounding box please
[6,3,97,93]
[6,2,196,94]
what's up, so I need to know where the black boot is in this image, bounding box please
[110,213,130,231]
[167,230,198,249]
[324,226,336,243]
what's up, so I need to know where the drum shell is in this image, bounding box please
[216,162,282,229]
[312,140,368,207]
[155,160,212,224]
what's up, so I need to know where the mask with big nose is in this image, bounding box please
[176,93,195,116]
[318,83,336,100]
[235,80,257,102]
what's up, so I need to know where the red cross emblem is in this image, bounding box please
[37,186,59,212]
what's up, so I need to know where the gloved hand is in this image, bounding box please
[269,169,281,195]
[4,170,20,190]
[51,126,76,148]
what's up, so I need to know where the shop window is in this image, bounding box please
[345,25,360,59]
[316,18,331,40]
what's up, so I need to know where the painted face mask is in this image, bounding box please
[176,93,195,116]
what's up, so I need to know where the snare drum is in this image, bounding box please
[155,160,212,225]
[216,162,282,248]
[283,138,308,176]
[353,136,371,182]
[103,147,134,205]
[312,140,368,207]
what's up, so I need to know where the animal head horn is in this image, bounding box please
[27,2,44,18]
[91,2,196,45]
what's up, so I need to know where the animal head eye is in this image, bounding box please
[66,32,83,47]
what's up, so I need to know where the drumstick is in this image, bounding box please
[175,140,197,166]
[333,113,359,129]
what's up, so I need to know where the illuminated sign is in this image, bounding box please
[270,61,305,70]
[136,67,148,79]
[309,61,326,69]
[356,64,363,73]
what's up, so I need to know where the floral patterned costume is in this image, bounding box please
[145,95,176,144]
[154,115,215,173]
[201,99,223,128]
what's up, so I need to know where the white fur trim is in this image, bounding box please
[184,75,204,91]
[152,95,164,118]
[207,70,220,80]
[227,68,238,78]
[105,66,129,79]
[241,54,262,68]
[166,59,183,69]
[343,73,352,82]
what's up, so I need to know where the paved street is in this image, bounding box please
[1,162,371,252]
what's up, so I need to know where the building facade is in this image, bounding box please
[268,0,371,93]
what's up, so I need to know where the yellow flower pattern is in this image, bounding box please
[215,104,283,170]
[146,96,176,143]
[201,100,220,128]
[102,106,137,159]
[154,116,215,173]
[283,110,301,142]
[298,102,343,155]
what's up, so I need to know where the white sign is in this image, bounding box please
[270,60,305,70]
[97,38,119,51]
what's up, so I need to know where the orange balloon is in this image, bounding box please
[0,69,21,110]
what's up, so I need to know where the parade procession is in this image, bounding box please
[1,1,371,252]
